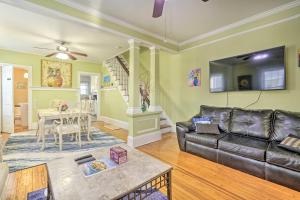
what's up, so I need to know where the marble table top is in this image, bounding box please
[46,144,172,200]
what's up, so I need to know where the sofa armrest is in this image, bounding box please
[176,121,195,151]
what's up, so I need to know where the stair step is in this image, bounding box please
[160,118,167,121]
[160,124,171,129]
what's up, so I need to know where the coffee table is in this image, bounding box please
[46,144,172,200]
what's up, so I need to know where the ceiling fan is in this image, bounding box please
[152,0,209,18]
[34,41,88,60]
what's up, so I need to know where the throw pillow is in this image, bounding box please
[195,124,220,135]
[278,135,300,153]
[192,116,212,124]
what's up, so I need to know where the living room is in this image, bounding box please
[0,0,300,199]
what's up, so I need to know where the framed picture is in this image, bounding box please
[102,74,113,88]
[41,59,72,88]
[188,68,201,87]
[238,75,252,90]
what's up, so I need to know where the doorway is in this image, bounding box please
[0,63,32,134]
[78,72,100,121]
[13,68,29,132]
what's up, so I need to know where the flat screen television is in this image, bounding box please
[209,46,286,93]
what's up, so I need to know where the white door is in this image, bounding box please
[2,65,14,133]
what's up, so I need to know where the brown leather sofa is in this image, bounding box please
[176,105,300,191]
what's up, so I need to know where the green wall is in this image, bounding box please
[0,49,101,123]
[159,17,300,123]
[100,66,128,122]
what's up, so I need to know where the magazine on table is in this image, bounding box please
[79,157,118,177]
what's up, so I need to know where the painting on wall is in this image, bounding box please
[238,75,252,90]
[41,59,72,88]
[188,68,201,87]
[101,74,113,88]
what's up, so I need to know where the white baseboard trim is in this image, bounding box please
[99,116,128,130]
[127,130,161,148]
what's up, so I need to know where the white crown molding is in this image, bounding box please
[56,0,178,46]
[180,0,300,46]
[182,13,300,52]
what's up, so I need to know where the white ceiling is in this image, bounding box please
[0,0,297,62]
[0,2,128,63]
[58,0,295,43]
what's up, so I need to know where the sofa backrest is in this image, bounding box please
[200,105,232,133]
[271,110,300,142]
[230,108,273,139]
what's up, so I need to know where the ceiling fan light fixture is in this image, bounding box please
[56,52,69,60]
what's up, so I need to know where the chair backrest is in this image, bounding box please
[80,99,95,113]
[58,105,81,128]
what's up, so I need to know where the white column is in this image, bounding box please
[148,46,161,112]
[127,39,141,114]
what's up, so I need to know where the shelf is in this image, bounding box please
[30,87,79,91]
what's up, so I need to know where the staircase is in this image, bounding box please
[104,54,172,134]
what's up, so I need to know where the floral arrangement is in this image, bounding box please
[60,103,69,112]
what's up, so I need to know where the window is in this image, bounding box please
[80,82,89,95]
[210,74,224,92]
[263,69,285,90]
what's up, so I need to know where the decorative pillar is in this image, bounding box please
[149,46,160,111]
[127,39,141,114]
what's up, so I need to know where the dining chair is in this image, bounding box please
[36,114,56,143]
[53,110,81,151]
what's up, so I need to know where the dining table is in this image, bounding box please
[37,108,92,150]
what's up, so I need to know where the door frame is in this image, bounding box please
[0,63,33,132]
[77,71,101,120]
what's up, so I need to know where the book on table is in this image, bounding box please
[79,157,118,177]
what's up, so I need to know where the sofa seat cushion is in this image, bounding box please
[185,132,226,149]
[200,105,232,133]
[218,134,268,161]
[271,110,300,142]
[266,142,300,172]
[230,108,273,139]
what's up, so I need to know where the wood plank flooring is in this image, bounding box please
[2,122,300,200]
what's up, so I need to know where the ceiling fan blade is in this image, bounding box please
[45,52,58,57]
[70,51,88,57]
[66,53,77,60]
[152,0,165,18]
[34,47,56,51]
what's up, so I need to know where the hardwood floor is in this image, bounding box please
[2,122,300,200]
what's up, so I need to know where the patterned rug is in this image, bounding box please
[3,128,124,172]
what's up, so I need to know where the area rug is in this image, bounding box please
[3,128,124,172]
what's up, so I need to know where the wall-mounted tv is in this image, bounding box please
[209,46,286,93]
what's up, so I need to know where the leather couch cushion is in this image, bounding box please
[218,134,268,161]
[185,132,226,149]
[200,105,232,133]
[230,108,273,139]
[266,142,300,172]
[271,110,300,142]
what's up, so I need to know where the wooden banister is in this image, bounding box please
[116,56,129,75]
